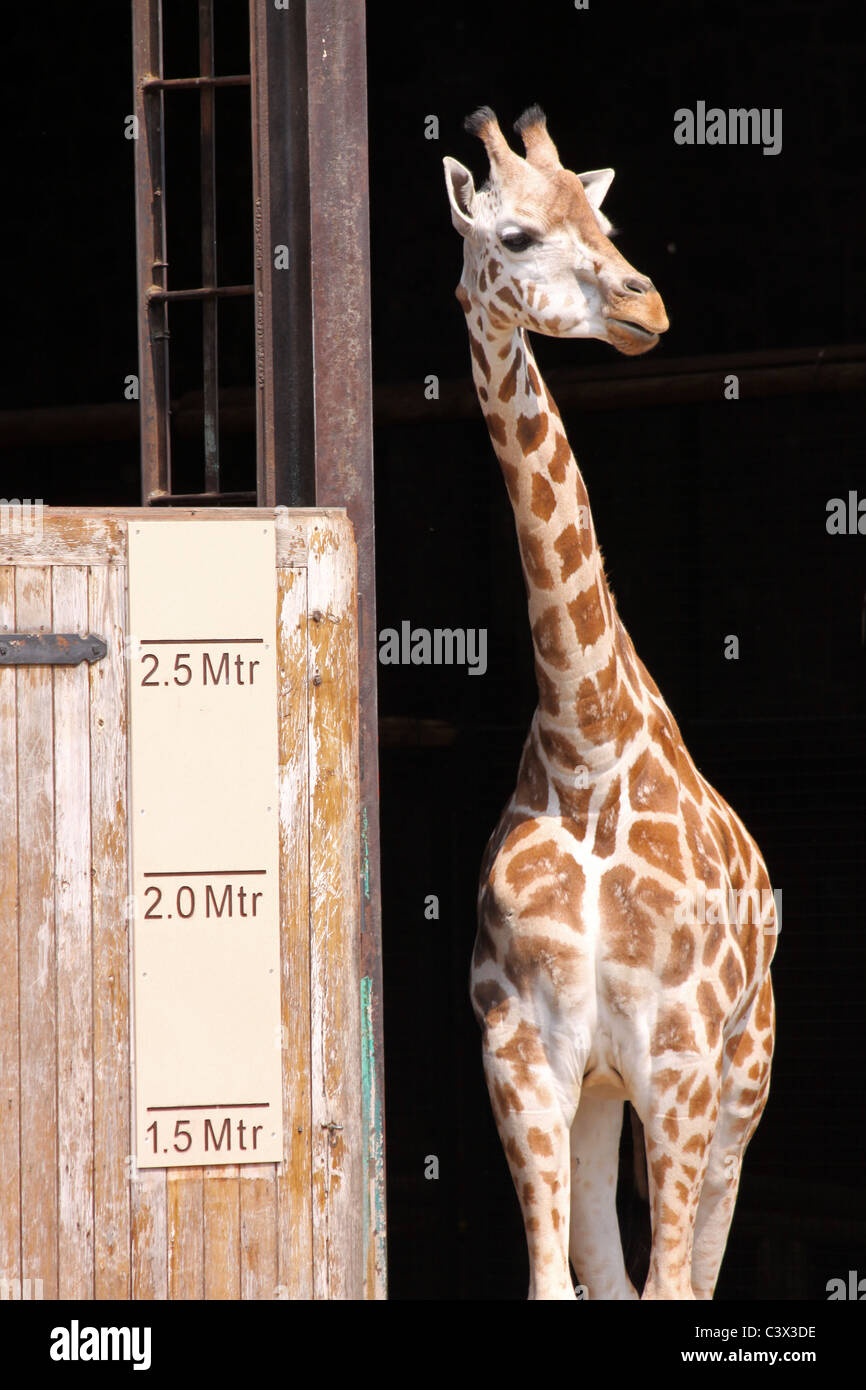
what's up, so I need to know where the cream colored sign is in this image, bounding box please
[128,520,282,1168]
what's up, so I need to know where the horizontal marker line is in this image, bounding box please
[143,869,267,877]
[146,1103,270,1112]
[139,638,264,645]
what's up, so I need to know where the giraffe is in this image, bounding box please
[444,106,776,1301]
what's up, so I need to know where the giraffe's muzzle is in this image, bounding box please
[604,288,669,355]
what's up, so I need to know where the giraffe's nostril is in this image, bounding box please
[623,277,653,295]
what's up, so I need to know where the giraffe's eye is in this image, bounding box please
[500,229,536,254]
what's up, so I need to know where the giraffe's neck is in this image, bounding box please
[460,283,646,788]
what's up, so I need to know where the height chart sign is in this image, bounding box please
[128,520,282,1168]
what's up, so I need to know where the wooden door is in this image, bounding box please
[0,508,366,1299]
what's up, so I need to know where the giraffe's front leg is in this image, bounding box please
[637,1054,724,1301]
[691,975,774,1298]
[480,1003,579,1300]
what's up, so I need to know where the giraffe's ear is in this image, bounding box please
[443,156,477,237]
[578,168,616,235]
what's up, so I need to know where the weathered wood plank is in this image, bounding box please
[2,515,126,568]
[0,568,21,1294]
[0,506,348,569]
[307,516,362,1300]
[240,1170,277,1300]
[89,563,132,1296]
[202,1169,240,1300]
[276,566,313,1299]
[130,1167,167,1300]
[15,567,58,1299]
[167,1169,204,1299]
[52,566,94,1298]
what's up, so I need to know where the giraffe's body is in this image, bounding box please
[445,107,776,1300]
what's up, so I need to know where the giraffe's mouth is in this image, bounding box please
[609,318,658,342]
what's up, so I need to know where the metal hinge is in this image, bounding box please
[0,633,107,666]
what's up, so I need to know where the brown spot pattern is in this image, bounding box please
[754,977,773,1031]
[683,799,723,890]
[473,978,507,1018]
[499,353,520,403]
[553,522,583,582]
[531,473,557,521]
[548,433,571,483]
[491,1079,524,1118]
[629,748,678,814]
[613,685,644,757]
[652,1004,699,1055]
[553,779,592,837]
[696,981,725,1048]
[504,932,583,992]
[528,1128,554,1157]
[629,819,685,880]
[532,606,569,670]
[720,947,745,1002]
[534,662,560,717]
[469,332,490,381]
[503,1136,526,1170]
[567,580,606,649]
[494,1019,547,1088]
[518,525,554,590]
[517,411,549,455]
[538,722,579,767]
[688,1077,712,1118]
[701,919,725,967]
[660,925,696,987]
[599,865,654,968]
[592,776,621,858]
[485,411,508,447]
[514,737,549,811]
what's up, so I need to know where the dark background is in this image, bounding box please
[1,1,864,1299]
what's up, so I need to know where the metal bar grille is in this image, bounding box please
[132,0,253,504]
[199,0,218,494]
[132,0,169,500]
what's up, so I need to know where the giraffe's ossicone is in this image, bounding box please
[445,106,776,1301]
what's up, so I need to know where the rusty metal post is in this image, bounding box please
[249,0,316,506]
[248,0,386,1297]
[303,1,387,1299]
[132,0,170,500]
[199,0,220,494]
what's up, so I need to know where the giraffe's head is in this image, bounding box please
[444,106,668,356]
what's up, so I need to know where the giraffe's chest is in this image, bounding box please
[478,805,752,1019]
